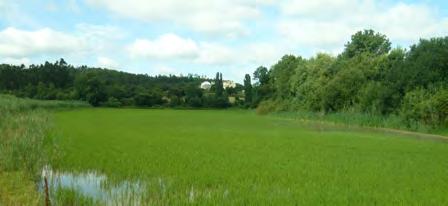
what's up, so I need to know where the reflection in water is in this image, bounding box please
[40,166,146,205]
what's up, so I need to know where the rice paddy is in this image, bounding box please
[46,108,448,205]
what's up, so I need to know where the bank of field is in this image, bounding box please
[52,109,448,205]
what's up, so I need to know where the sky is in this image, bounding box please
[0,0,447,82]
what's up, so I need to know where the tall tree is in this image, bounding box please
[244,74,252,105]
[253,66,269,85]
[402,37,448,89]
[270,55,302,99]
[215,72,223,97]
[342,29,391,58]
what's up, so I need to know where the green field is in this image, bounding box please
[50,108,448,205]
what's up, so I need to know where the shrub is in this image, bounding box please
[400,87,448,127]
[256,100,277,115]
[203,96,230,108]
[134,92,165,107]
[186,96,203,108]
[168,96,182,107]
[102,97,122,107]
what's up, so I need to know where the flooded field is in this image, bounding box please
[48,108,448,205]
[40,166,146,205]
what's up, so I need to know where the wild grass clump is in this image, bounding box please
[0,171,41,205]
[0,110,50,175]
[51,187,101,206]
[255,100,277,115]
[0,94,89,205]
[0,94,89,114]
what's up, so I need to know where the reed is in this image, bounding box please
[0,94,89,205]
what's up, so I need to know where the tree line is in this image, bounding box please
[0,29,447,128]
[0,60,241,108]
[243,29,448,128]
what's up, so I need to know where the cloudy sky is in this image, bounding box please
[1,0,447,81]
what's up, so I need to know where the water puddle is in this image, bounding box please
[40,166,146,205]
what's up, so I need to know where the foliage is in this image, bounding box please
[214,72,224,97]
[269,55,303,99]
[103,97,122,107]
[342,29,391,58]
[255,100,277,115]
[243,74,252,106]
[249,30,448,129]
[0,59,216,108]
[253,66,269,85]
[400,87,448,127]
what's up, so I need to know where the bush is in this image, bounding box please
[256,100,277,115]
[186,96,203,108]
[120,97,135,106]
[433,90,448,125]
[203,96,230,108]
[400,87,448,127]
[134,92,165,107]
[168,96,182,107]
[102,97,122,107]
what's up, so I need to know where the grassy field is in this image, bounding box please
[49,108,448,205]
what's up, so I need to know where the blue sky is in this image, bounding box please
[0,0,447,82]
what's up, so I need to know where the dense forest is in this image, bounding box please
[0,29,447,128]
[0,61,241,108]
[245,30,448,128]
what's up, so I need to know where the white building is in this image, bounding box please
[223,80,236,89]
[200,81,212,90]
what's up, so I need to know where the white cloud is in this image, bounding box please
[128,33,199,59]
[154,65,178,75]
[0,27,85,57]
[0,24,128,63]
[75,23,125,54]
[76,23,124,40]
[85,0,262,37]
[127,33,285,69]
[276,0,448,52]
[127,33,236,65]
[195,43,235,65]
[1,57,31,66]
[243,42,286,66]
[97,56,119,69]
[278,20,355,49]
[373,3,448,42]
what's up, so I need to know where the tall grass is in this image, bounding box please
[256,99,439,133]
[0,94,89,205]
[268,110,433,133]
[0,94,88,114]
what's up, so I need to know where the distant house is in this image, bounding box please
[200,81,212,90]
[223,80,236,89]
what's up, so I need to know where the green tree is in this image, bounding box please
[215,72,223,97]
[253,66,269,85]
[270,55,302,99]
[402,37,448,89]
[290,53,335,111]
[244,74,252,105]
[342,29,391,58]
